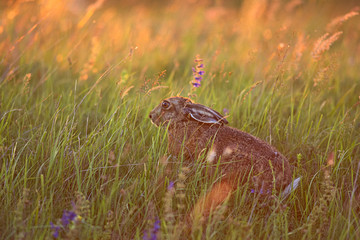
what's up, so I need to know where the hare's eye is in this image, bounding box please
[161,101,170,109]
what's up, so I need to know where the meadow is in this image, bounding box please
[1,0,360,239]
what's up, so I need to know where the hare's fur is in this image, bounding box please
[149,96,292,217]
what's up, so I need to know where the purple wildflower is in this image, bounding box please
[50,222,60,238]
[167,181,174,190]
[50,209,79,238]
[223,108,229,115]
[250,188,271,195]
[150,219,161,240]
[143,218,161,240]
[192,82,201,88]
[191,55,205,88]
[61,210,77,226]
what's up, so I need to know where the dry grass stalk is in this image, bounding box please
[241,81,262,103]
[326,10,359,32]
[163,182,176,238]
[14,188,30,240]
[313,66,330,87]
[311,32,343,60]
[291,33,307,72]
[21,73,31,95]
[75,192,90,219]
[120,86,134,99]
[176,167,190,211]
[313,54,338,87]
[102,210,114,240]
[80,37,100,81]
[304,152,336,236]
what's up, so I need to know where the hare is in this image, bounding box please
[149,96,292,219]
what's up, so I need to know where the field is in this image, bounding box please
[1,0,360,239]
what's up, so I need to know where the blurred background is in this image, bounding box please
[1,0,359,89]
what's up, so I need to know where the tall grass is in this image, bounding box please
[0,0,359,239]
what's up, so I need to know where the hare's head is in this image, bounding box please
[149,96,228,127]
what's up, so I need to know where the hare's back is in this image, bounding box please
[216,126,283,160]
[215,126,292,188]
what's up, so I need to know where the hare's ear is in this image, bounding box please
[182,103,229,125]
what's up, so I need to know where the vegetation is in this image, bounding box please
[0,0,359,239]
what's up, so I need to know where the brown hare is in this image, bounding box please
[149,96,294,220]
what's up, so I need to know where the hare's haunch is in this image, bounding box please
[149,96,292,218]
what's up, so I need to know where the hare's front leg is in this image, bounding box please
[190,180,235,223]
